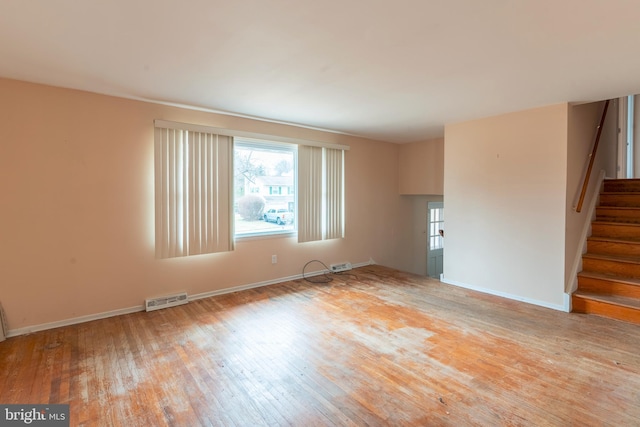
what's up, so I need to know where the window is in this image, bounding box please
[155,120,348,255]
[429,205,444,250]
[234,139,296,237]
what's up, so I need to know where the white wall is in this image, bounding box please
[443,104,569,310]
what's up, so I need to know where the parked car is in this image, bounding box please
[263,208,293,225]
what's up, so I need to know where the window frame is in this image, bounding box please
[233,138,298,240]
[154,119,350,251]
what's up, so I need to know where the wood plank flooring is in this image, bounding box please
[1,265,640,426]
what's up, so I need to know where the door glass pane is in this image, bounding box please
[429,207,444,250]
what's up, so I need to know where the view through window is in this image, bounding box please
[429,205,444,250]
[234,140,296,237]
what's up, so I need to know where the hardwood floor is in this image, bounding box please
[1,265,640,426]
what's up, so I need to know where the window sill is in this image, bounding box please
[234,231,297,242]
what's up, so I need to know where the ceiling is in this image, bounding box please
[2,1,640,143]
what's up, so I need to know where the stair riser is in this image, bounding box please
[591,223,640,239]
[587,240,640,257]
[582,257,640,278]
[596,207,640,224]
[577,180,640,324]
[572,296,640,324]
[604,180,640,193]
[599,194,640,207]
[577,275,640,299]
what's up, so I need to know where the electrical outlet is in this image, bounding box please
[272,255,277,264]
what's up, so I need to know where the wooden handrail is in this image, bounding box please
[576,99,610,213]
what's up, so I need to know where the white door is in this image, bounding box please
[427,202,444,279]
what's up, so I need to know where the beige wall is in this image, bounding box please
[398,138,444,195]
[443,104,569,310]
[0,78,407,333]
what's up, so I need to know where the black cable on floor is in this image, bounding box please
[302,260,360,283]
[302,260,334,283]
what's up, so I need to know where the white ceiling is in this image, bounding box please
[2,0,640,143]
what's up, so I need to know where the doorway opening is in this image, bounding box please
[617,95,639,178]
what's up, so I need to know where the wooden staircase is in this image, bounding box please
[573,178,640,324]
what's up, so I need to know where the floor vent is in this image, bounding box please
[330,262,353,273]
[145,292,188,312]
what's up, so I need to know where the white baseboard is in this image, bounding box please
[7,259,374,338]
[190,259,372,301]
[441,277,567,312]
[7,305,145,338]
[564,293,571,313]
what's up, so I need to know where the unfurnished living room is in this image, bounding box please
[1,1,640,426]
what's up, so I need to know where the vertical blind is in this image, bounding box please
[155,126,233,258]
[298,146,345,243]
[325,147,344,240]
[155,119,347,255]
[297,146,323,243]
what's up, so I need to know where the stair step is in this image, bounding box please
[582,253,640,278]
[587,236,640,257]
[596,206,640,224]
[577,271,640,298]
[591,221,640,239]
[576,179,640,324]
[572,291,640,324]
[599,193,640,207]
[604,178,640,193]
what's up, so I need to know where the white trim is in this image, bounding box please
[51,84,364,142]
[190,259,372,301]
[6,260,373,338]
[618,98,627,179]
[124,92,362,140]
[234,231,297,242]
[563,293,572,313]
[234,137,298,151]
[441,277,567,312]
[567,169,606,294]
[628,96,635,178]
[154,119,350,151]
[7,305,144,338]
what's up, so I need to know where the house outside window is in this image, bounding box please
[234,139,296,237]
